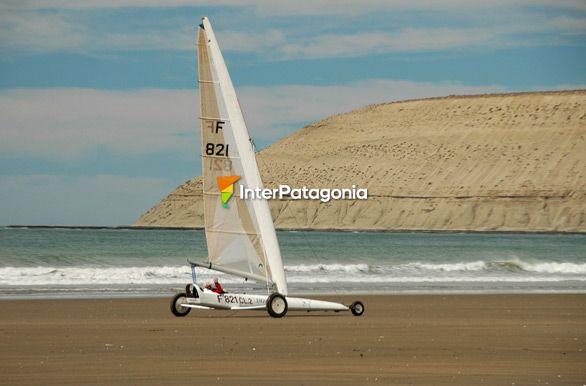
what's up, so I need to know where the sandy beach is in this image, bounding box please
[1,294,584,385]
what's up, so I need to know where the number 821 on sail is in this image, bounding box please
[205,143,229,157]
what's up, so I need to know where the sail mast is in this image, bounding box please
[198,17,288,295]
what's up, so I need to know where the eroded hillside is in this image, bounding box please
[134,91,586,232]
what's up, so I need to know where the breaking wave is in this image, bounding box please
[520,261,586,274]
[1,259,585,288]
[285,260,586,275]
[0,266,192,286]
[285,263,370,273]
[407,260,586,274]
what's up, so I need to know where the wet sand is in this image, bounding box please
[1,294,584,385]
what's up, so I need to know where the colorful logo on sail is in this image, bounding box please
[218,176,240,208]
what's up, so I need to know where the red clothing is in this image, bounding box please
[212,282,224,294]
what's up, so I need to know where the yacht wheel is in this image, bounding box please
[171,293,191,317]
[266,293,288,318]
[350,301,364,316]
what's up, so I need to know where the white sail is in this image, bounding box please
[197,17,288,295]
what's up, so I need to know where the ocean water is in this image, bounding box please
[0,227,585,298]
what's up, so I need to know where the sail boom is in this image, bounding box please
[188,260,274,286]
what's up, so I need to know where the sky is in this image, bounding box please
[0,1,585,225]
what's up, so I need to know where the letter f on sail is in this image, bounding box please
[218,176,240,208]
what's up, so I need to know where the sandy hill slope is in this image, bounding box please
[134,90,586,232]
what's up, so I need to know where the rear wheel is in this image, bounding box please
[171,293,191,317]
[266,293,288,318]
[350,301,364,316]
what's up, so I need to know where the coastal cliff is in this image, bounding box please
[134,91,586,232]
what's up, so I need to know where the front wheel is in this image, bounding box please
[171,293,191,317]
[266,293,288,318]
[350,301,364,316]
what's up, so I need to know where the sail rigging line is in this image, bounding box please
[251,142,344,296]
[262,247,271,295]
[257,157,335,293]
[232,92,278,296]
[249,147,332,295]
[231,122,270,295]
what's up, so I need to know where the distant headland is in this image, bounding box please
[134,90,586,233]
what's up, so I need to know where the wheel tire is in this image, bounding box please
[171,293,191,317]
[350,301,364,316]
[266,293,288,318]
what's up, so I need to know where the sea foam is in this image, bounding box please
[2,258,586,287]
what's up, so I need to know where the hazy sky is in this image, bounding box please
[1,0,585,225]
